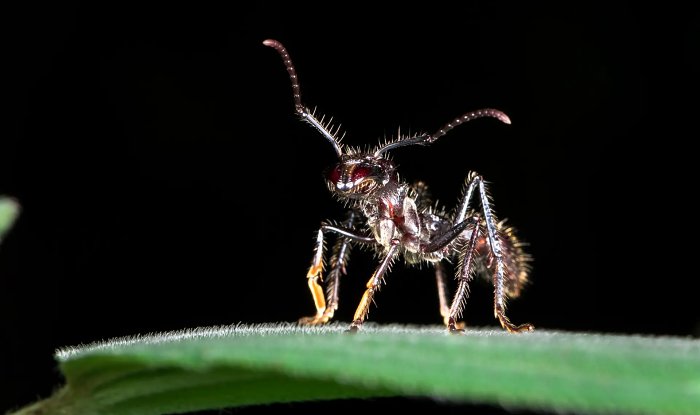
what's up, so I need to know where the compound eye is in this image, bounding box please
[327,164,341,183]
[351,166,373,182]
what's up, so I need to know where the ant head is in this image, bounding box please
[326,154,395,198]
[263,38,511,200]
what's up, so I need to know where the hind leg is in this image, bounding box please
[453,173,534,333]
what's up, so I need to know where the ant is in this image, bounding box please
[263,39,533,333]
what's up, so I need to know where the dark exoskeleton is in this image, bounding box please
[263,39,533,333]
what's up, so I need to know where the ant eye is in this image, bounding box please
[351,166,373,182]
[327,165,341,183]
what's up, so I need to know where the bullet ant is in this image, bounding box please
[264,39,533,333]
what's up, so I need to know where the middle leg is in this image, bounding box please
[434,262,451,326]
[435,262,467,330]
[321,212,358,323]
[420,217,480,330]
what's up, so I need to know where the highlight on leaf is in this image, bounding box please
[0,196,20,244]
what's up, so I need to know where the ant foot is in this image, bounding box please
[498,316,534,333]
[345,320,362,333]
[298,314,331,325]
[448,317,466,334]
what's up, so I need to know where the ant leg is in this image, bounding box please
[315,212,358,324]
[458,173,534,333]
[420,217,475,253]
[420,218,481,330]
[348,240,400,332]
[435,262,450,325]
[298,227,328,325]
[446,219,482,333]
[299,220,375,325]
[434,262,461,328]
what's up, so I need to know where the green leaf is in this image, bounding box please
[0,197,20,243]
[10,324,700,415]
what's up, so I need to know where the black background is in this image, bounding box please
[2,2,698,414]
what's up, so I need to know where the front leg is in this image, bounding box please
[348,239,400,331]
[298,226,328,325]
[299,219,375,325]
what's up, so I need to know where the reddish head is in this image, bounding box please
[326,155,395,198]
